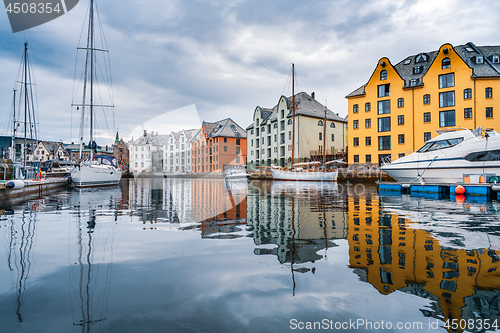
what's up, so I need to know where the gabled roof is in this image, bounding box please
[254,92,347,124]
[204,118,247,138]
[347,42,500,98]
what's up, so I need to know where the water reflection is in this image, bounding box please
[355,190,500,331]
[248,181,348,286]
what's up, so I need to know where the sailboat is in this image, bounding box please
[69,0,122,187]
[270,64,339,182]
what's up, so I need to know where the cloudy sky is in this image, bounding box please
[1,0,500,144]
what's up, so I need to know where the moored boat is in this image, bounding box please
[381,127,500,184]
[224,168,250,180]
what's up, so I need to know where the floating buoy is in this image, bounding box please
[455,185,466,195]
[6,180,25,190]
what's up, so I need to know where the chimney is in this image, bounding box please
[311,92,315,99]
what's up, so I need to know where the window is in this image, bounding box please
[365,103,371,111]
[423,94,430,104]
[365,119,371,128]
[398,134,405,144]
[413,66,423,74]
[331,134,335,141]
[410,79,418,86]
[398,115,404,125]
[224,138,227,143]
[378,84,390,97]
[439,110,455,127]
[366,155,372,163]
[378,117,391,132]
[274,123,277,128]
[353,120,359,129]
[224,146,227,152]
[487,107,493,118]
[353,137,359,146]
[380,70,387,80]
[289,131,291,140]
[236,147,241,154]
[378,100,390,114]
[439,73,454,88]
[353,155,359,163]
[424,132,431,142]
[424,112,431,122]
[365,137,371,146]
[442,57,451,69]
[486,87,493,98]
[288,119,292,125]
[353,104,359,113]
[439,91,455,107]
[464,88,472,99]
[494,55,500,64]
[236,139,240,145]
[464,108,472,119]
[330,122,335,128]
[319,132,323,140]
[281,110,284,118]
[378,136,391,150]
[318,120,323,126]
[416,54,428,63]
[476,56,484,64]
[398,98,404,107]
[280,121,285,131]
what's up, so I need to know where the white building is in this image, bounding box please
[27,141,70,162]
[163,129,199,174]
[129,129,199,175]
[246,92,347,170]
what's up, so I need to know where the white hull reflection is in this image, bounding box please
[271,169,338,182]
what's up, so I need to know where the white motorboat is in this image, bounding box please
[70,0,122,188]
[382,127,500,184]
[224,168,250,180]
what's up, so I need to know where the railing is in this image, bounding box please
[310,147,345,156]
[380,151,415,166]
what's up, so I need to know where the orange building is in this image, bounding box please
[192,118,247,174]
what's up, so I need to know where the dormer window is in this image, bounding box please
[415,54,428,63]
[493,55,500,64]
[476,56,484,64]
[404,58,412,65]
[410,79,418,86]
[413,66,423,74]
[442,57,451,69]
[380,70,387,80]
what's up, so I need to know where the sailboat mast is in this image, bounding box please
[11,89,16,162]
[23,42,28,175]
[90,0,94,161]
[323,102,327,169]
[291,63,295,167]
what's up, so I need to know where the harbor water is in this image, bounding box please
[1,178,500,332]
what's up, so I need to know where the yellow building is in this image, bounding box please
[346,42,500,165]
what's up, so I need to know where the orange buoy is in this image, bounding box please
[455,194,465,203]
[455,185,466,195]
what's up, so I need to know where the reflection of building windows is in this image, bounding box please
[380,267,393,285]
[440,280,457,292]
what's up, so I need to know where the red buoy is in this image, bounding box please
[455,185,466,195]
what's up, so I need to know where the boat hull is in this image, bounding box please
[70,165,122,187]
[382,161,500,183]
[271,169,338,181]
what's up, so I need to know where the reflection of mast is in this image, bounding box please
[290,195,297,296]
[74,207,105,331]
[11,208,36,322]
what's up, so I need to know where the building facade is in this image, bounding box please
[27,141,69,162]
[129,130,168,174]
[346,42,500,165]
[247,92,347,170]
[163,129,198,173]
[113,132,130,171]
[192,118,247,174]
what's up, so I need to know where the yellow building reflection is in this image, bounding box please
[348,190,500,331]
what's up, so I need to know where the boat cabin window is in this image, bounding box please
[417,137,463,152]
[465,149,500,162]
